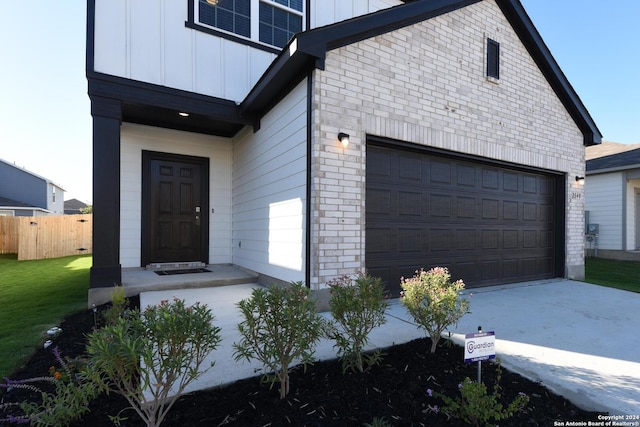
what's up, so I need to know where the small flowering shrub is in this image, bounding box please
[101,284,129,326]
[430,362,529,427]
[0,347,97,426]
[400,267,470,353]
[324,273,388,373]
[233,282,324,399]
[86,297,221,427]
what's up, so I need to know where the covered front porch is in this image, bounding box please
[87,264,258,307]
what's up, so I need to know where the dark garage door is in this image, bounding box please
[366,143,564,296]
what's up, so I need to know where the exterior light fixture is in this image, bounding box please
[178,112,189,117]
[575,176,585,185]
[338,132,350,148]
[206,0,219,4]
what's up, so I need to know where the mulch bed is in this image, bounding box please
[1,299,606,426]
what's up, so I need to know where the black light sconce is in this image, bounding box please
[338,132,350,148]
[575,176,585,185]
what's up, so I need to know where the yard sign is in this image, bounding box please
[464,330,495,363]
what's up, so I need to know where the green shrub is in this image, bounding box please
[400,267,470,353]
[86,298,221,427]
[233,282,324,399]
[324,274,388,372]
[101,285,129,326]
[432,362,529,427]
[0,347,97,426]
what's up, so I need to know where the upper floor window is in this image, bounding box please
[486,38,500,80]
[196,0,303,49]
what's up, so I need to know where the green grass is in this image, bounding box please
[584,257,640,293]
[0,253,90,378]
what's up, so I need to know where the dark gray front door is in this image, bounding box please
[142,151,209,266]
[366,142,563,295]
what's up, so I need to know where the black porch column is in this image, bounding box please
[90,95,122,288]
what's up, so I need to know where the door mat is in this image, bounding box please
[154,268,212,276]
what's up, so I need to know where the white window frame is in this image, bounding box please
[194,0,305,49]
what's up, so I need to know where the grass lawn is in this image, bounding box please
[584,256,640,293]
[0,253,90,378]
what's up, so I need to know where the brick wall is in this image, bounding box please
[310,0,585,288]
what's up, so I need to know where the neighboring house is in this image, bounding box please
[64,198,89,215]
[585,142,640,259]
[0,196,51,217]
[0,158,65,216]
[86,0,601,298]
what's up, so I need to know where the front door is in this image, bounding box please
[142,151,209,266]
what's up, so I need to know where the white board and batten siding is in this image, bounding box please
[93,0,275,103]
[585,173,624,250]
[309,0,403,28]
[93,0,402,102]
[120,123,233,268]
[232,81,308,283]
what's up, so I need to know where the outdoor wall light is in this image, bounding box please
[206,0,219,5]
[338,132,350,148]
[178,112,189,117]
[575,176,585,185]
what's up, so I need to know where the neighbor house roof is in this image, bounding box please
[241,0,602,146]
[0,195,50,213]
[587,147,640,173]
[586,141,640,161]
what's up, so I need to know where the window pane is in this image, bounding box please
[236,16,250,37]
[273,0,302,12]
[259,2,301,48]
[217,9,234,32]
[274,8,288,28]
[259,22,273,45]
[291,0,302,12]
[259,2,272,25]
[487,39,500,79]
[274,28,288,48]
[198,0,251,38]
[290,15,302,32]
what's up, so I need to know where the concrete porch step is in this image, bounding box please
[88,264,259,307]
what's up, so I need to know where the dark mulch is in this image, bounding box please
[2,299,606,426]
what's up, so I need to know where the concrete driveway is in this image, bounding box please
[448,279,640,415]
[141,279,640,416]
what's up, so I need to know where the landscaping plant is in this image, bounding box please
[429,361,529,427]
[324,273,388,372]
[86,297,221,427]
[400,267,470,353]
[101,284,129,326]
[0,347,97,426]
[233,282,324,399]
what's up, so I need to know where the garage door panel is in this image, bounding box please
[366,144,561,294]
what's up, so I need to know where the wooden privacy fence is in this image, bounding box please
[0,214,92,260]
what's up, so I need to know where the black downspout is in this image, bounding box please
[305,71,313,288]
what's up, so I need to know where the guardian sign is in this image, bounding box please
[464,331,495,363]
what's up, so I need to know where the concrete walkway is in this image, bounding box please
[140,279,640,416]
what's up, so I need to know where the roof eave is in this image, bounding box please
[241,0,602,147]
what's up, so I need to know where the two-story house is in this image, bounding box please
[0,158,65,216]
[86,0,600,300]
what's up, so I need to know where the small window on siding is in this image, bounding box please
[487,38,500,79]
